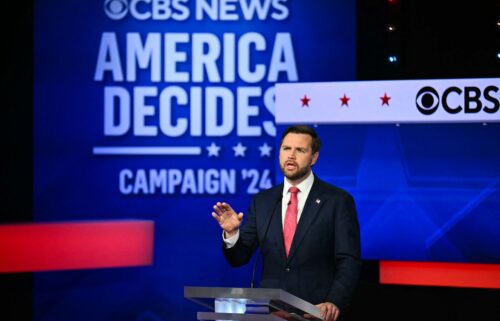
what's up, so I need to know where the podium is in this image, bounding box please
[184,287,323,321]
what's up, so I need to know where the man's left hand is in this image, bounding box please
[316,302,340,321]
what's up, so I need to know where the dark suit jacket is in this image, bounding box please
[223,176,362,311]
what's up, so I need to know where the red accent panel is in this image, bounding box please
[380,261,500,289]
[0,220,154,273]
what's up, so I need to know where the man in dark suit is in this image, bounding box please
[212,125,361,321]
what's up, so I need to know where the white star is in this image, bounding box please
[206,142,221,157]
[232,142,247,157]
[259,142,273,157]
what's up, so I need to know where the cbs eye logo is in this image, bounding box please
[104,0,128,20]
[415,85,499,115]
[415,86,439,115]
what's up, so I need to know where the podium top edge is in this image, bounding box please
[184,286,288,300]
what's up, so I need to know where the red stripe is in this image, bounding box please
[0,220,154,273]
[380,261,500,289]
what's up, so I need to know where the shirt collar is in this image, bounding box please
[283,171,315,195]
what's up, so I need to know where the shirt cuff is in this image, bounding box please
[222,230,240,248]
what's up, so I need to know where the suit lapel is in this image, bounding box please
[287,179,324,262]
[271,202,286,263]
[260,185,287,263]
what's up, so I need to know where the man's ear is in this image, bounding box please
[311,152,319,165]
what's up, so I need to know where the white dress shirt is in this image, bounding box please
[223,171,315,248]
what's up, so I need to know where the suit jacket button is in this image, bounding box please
[285,267,291,272]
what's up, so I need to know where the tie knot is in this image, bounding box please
[289,186,299,194]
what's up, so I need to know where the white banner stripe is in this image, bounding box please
[275,78,500,124]
[93,147,202,155]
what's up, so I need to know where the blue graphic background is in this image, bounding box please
[276,123,500,263]
[34,1,355,321]
[33,1,500,321]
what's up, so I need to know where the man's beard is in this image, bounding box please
[280,163,311,182]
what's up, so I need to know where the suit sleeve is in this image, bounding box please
[222,195,260,267]
[327,193,362,311]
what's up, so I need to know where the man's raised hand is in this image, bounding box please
[212,202,244,237]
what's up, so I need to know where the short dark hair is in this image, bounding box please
[280,125,321,154]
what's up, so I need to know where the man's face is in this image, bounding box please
[279,133,319,184]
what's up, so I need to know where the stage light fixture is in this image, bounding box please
[387,25,396,32]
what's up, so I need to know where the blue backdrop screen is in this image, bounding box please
[34,1,355,321]
[276,123,500,264]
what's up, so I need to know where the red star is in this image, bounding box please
[300,95,310,107]
[380,92,391,106]
[339,93,350,107]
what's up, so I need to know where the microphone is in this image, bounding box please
[250,194,283,288]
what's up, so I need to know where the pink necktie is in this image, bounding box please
[283,186,299,257]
